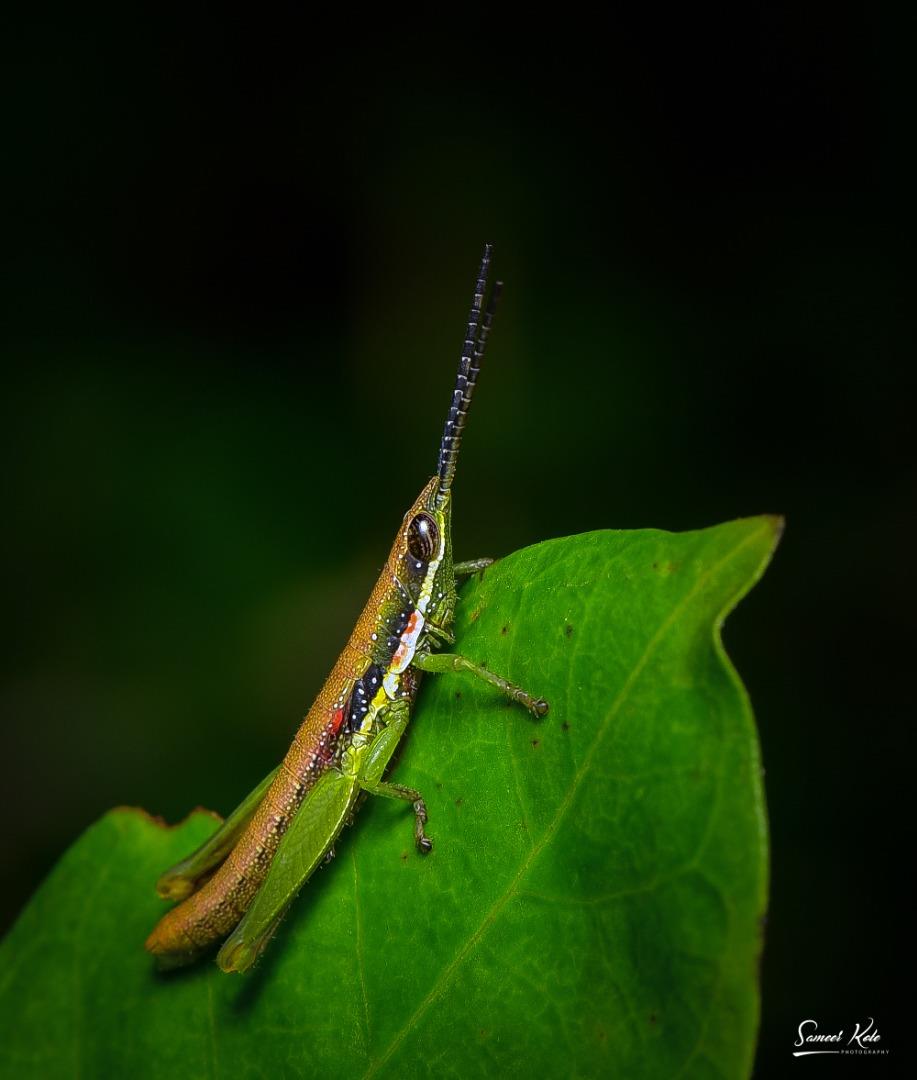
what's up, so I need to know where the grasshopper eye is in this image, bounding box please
[407,513,439,562]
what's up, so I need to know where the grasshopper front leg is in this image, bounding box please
[412,650,549,718]
[453,557,496,578]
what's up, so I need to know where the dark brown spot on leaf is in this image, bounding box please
[500,625,508,636]
[565,624,574,638]
[531,738,540,748]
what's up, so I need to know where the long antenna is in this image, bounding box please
[435,244,501,507]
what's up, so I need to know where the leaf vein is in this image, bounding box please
[352,847,373,1060]
[504,583,534,848]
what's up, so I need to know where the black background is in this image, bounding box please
[2,10,911,1074]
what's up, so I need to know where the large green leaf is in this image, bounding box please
[0,520,779,1079]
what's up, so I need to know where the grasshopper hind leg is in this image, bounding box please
[156,766,280,901]
[217,902,292,975]
[215,767,357,974]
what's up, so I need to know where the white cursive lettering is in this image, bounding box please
[795,1020,843,1047]
[849,1018,880,1048]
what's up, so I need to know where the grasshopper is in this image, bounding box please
[145,244,547,973]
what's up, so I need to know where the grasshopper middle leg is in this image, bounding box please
[359,699,433,853]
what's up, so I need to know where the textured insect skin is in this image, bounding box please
[145,244,547,972]
[146,480,452,960]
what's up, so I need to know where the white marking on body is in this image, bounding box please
[383,545,443,695]
[382,664,401,698]
[390,609,425,673]
[380,521,446,699]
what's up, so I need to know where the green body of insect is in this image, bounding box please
[145,244,547,973]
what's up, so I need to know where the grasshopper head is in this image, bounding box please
[389,477,454,631]
[390,245,502,633]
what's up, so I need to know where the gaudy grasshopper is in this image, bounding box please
[145,244,547,973]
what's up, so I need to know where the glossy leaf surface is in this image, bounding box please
[0,520,780,1078]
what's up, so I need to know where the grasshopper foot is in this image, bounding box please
[413,798,433,854]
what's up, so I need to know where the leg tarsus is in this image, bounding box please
[412,799,432,854]
[362,779,433,853]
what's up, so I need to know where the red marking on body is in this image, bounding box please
[331,707,345,735]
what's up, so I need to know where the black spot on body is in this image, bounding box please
[345,664,382,732]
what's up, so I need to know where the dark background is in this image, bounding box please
[2,11,910,1075]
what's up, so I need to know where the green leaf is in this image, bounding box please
[0,520,780,1080]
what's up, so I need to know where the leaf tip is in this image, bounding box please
[763,513,786,543]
